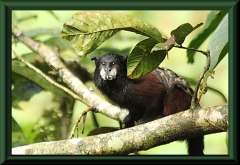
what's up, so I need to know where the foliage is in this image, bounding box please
[62,10,228,79]
[187,10,228,63]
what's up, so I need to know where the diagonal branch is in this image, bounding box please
[12,49,90,106]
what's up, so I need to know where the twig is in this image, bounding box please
[191,50,211,108]
[197,71,214,105]
[204,118,226,131]
[173,45,209,56]
[69,106,94,139]
[81,114,87,134]
[12,50,91,107]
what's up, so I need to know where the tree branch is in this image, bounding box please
[12,105,228,155]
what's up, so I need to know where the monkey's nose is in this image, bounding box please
[105,67,111,72]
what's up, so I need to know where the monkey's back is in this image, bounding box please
[152,67,194,116]
[128,67,194,121]
[153,67,193,98]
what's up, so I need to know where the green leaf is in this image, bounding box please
[12,73,42,100]
[151,35,175,52]
[171,23,203,46]
[207,14,228,71]
[12,117,28,147]
[62,11,162,57]
[127,38,166,79]
[187,10,228,63]
[12,71,43,109]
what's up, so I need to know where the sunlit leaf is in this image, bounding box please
[151,35,175,52]
[12,117,28,147]
[62,11,162,57]
[171,23,203,45]
[127,38,166,79]
[187,10,228,63]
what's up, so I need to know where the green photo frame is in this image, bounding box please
[1,0,237,164]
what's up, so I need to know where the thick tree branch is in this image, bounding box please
[12,24,129,123]
[12,105,228,155]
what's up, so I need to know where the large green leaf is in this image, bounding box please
[207,14,228,71]
[127,38,166,79]
[12,117,28,147]
[62,11,162,57]
[171,22,203,46]
[187,10,228,63]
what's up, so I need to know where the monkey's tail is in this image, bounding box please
[186,136,204,155]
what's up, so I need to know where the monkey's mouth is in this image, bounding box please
[100,69,117,80]
[103,75,116,80]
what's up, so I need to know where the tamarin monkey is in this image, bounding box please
[91,53,204,155]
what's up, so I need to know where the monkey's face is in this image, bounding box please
[91,53,127,81]
[99,60,118,80]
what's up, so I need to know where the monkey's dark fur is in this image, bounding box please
[91,53,204,155]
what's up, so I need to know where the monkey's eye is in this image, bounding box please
[111,62,116,67]
[101,62,106,66]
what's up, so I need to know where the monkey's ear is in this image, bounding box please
[122,55,128,62]
[91,56,99,61]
